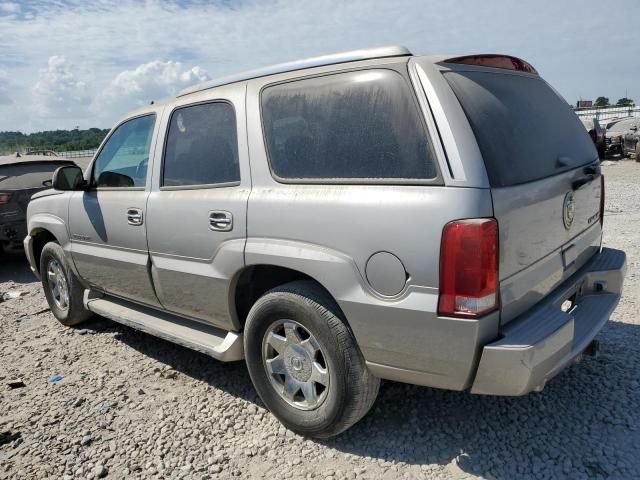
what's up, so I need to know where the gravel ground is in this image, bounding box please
[1,160,639,480]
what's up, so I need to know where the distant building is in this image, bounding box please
[576,100,593,109]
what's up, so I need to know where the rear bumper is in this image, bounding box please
[471,247,626,396]
[0,219,27,244]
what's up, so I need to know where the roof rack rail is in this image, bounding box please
[177,45,412,97]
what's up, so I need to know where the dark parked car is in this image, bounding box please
[604,117,637,157]
[621,117,640,159]
[0,153,76,252]
[580,117,605,158]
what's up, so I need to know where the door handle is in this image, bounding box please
[127,208,143,226]
[209,211,233,231]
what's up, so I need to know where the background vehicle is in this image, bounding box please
[621,118,640,159]
[25,47,625,438]
[604,117,636,157]
[580,117,605,158]
[0,153,76,253]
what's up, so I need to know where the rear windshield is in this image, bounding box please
[0,162,71,189]
[443,71,597,187]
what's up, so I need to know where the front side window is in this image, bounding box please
[92,115,156,188]
[162,102,240,187]
[261,69,437,181]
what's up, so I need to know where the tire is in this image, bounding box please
[635,141,640,162]
[40,241,92,326]
[244,280,380,438]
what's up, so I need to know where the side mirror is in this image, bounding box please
[52,165,86,191]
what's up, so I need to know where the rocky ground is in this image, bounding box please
[1,160,639,480]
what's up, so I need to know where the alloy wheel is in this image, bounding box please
[262,320,330,410]
[46,259,69,311]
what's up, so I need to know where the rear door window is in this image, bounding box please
[443,71,597,187]
[162,102,240,187]
[261,69,438,181]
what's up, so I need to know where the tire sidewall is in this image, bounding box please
[39,242,91,327]
[245,291,350,436]
[40,243,71,322]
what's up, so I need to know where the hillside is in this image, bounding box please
[0,128,109,155]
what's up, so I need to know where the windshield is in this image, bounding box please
[444,70,597,187]
[608,119,635,132]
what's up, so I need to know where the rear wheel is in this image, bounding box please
[40,242,92,326]
[244,281,379,438]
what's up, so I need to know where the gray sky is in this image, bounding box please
[0,0,638,132]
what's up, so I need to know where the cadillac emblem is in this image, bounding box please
[563,192,575,230]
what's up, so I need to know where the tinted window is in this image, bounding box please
[261,69,437,180]
[0,162,72,189]
[444,71,597,187]
[93,115,155,188]
[163,102,239,186]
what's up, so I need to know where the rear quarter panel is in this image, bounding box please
[244,62,496,388]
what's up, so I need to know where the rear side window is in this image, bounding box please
[444,71,597,187]
[261,69,437,181]
[163,102,239,187]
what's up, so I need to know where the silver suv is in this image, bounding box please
[24,46,626,438]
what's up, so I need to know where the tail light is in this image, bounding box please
[600,175,605,227]
[438,218,499,318]
[445,54,537,74]
[0,192,11,206]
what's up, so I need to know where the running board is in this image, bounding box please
[84,292,244,362]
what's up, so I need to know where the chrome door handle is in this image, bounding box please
[209,211,233,231]
[127,208,143,226]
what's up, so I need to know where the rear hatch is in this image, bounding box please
[443,67,602,324]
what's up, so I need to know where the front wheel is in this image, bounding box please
[40,242,92,326]
[244,281,380,438]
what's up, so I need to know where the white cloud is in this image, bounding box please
[31,56,91,119]
[0,0,637,132]
[94,60,210,120]
[0,2,21,14]
[0,70,12,106]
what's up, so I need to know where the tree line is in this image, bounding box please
[593,97,635,108]
[0,128,109,155]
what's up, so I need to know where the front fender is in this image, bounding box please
[26,193,83,281]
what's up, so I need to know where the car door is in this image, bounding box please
[68,111,163,307]
[145,84,249,330]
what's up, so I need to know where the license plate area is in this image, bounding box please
[562,243,579,269]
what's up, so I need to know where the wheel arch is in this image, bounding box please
[231,264,347,330]
[30,227,60,275]
[26,211,72,274]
